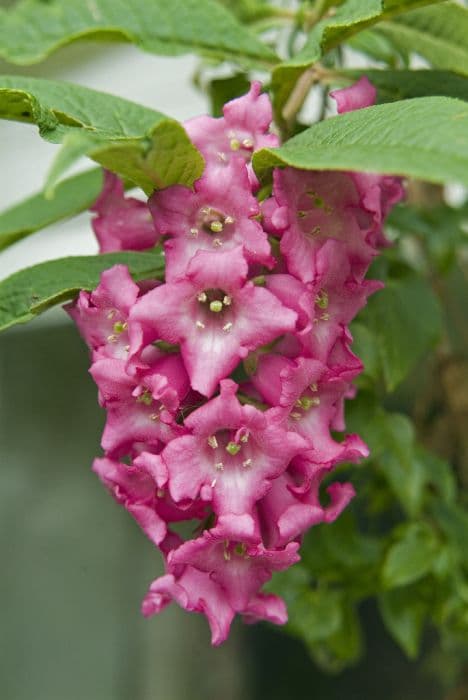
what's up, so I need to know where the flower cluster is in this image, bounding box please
[67,78,403,645]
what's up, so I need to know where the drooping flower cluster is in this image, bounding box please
[67,78,403,644]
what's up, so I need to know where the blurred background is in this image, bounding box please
[0,24,465,700]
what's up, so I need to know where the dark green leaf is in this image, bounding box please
[382,522,439,587]
[0,75,204,192]
[208,73,251,117]
[254,97,468,188]
[347,399,426,516]
[362,275,442,390]
[0,169,103,252]
[288,588,343,644]
[340,69,468,103]
[0,0,277,66]
[0,250,165,332]
[347,28,410,65]
[378,3,468,76]
[379,586,427,657]
[271,0,439,122]
[314,602,363,671]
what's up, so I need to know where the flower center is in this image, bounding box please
[206,427,252,471]
[290,384,320,420]
[197,288,232,315]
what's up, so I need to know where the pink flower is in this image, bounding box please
[252,355,368,465]
[149,159,273,281]
[300,240,383,361]
[330,76,377,114]
[168,525,299,615]
[91,171,158,252]
[271,168,378,283]
[93,454,207,546]
[184,81,278,188]
[90,355,189,455]
[160,379,306,540]
[65,265,140,361]
[128,247,297,397]
[259,468,355,548]
[142,566,236,646]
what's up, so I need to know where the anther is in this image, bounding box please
[150,413,159,421]
[106,334,118,343]
[106,310,116,319]
[217,152,227,162]
[224,215,234,225]
[189,227,199,237]
[210,220,223,233]
[197,292,208,302]
[320,312,330,321]
[242,138,254,149]
[223,322,233,332]
[223,295,232,306]
[242,459,252,468]
[215,462,224,471]
[209,300,223,313]
[207,435,218,449]
[211,478,217,488]
[291,411,302,421]
[196,320,205,329]
[212,238,223,247]
[310,383,318,392]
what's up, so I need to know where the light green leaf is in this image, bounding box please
[271,0,438,122]
[254,97,468,187]
[0,250,165,332]
[383,522,439,587]
[379,586,427,657]
[0,75,204,193]
[0,0,277,67]
[377,3,468,76]
[340,69,468,103]
[0,169,102,252]
[363,275,442,390]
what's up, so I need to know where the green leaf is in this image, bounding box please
[208,73,251,117]
[0,250,165,332]
[388,200,468,274]
[271,0,438,122]
[0,0,277,67]
[288,587,344,644]
[382,522,439,587]
[315,602,363,671]
[340,69,468,103]
[347,27,410,65]
[254,97,468,188]
[347,399,426,516]
[377,3,468,76]
[362,275,442,390]
[0,75,204,192]
[0,169,103,252]
[431,501,468,567]
[379,586,427,657]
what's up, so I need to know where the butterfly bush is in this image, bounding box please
[66,77,403,645]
